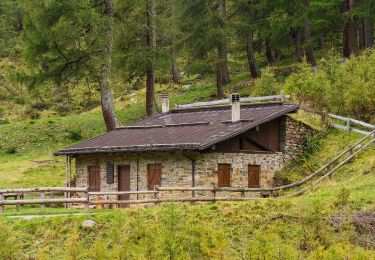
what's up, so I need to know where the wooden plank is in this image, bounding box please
[176,95,291,109]
[0,193,3,214]
[157,187,214,191]
[328,114,375,129]
[0,198,87,205]
[40,192,45,212]
[90,199,158,205]
[89,191,158,196]
[0,187,88,193]
[351,128,371,136]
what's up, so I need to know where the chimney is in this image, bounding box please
[161,93,169,113]
[231,93,240,122]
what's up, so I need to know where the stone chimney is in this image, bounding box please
[161,93,169,113]
[230,93,240,122]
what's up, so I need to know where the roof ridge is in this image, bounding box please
[117,121,210,129]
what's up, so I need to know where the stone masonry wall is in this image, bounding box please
[73,115,314,203]
[283,116,315,165]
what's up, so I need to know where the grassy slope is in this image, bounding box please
[0,71,374,257]
[1,170,374,258]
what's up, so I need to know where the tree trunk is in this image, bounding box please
[146,0,155,116]
[359,18,373,49]
[295,28,303,62]
[246,32,260,78]
[318,33,324,48]
[303,0,316,66]
[364,19,374,48]
[265,35,274,64]
[170,0,179,85]
[274,48,283,60]
[216,64,224,99]
[218,0,230,84]
[171,50,179,85]
[343,0,357,58]
[99,0,117,131]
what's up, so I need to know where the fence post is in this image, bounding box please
[211,183,216,202]
[155,186,159,204]
[346,119,351,132]
[280,91,285,102]
[84,190,89,213]
[0,193,4,214]
[40,192,45,212]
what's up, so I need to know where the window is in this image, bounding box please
[88,166,101,191]
[217,164,231,187]
[147,164,162,190]
[106,162,115,184]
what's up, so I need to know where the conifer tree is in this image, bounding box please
[21,0,118,131]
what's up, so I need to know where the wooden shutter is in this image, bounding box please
[106,162,115,184]
[218,164,231,187]
[118,165,131,207]
[147,164,162,190]
[248,165,260,188]
[88,166,100,191]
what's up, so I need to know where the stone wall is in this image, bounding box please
[283,116,315,164]
[73,115,314,202]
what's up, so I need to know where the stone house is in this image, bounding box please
[55,94,313,202]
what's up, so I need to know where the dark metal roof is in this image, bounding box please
[55,102,298,155]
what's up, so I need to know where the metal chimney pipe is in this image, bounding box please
[161,93,169,113]
[231,93,240,122]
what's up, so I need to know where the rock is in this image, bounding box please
[82,220,96,228]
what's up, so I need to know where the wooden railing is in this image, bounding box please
[328,113,375,136]
[175,94,290,109]
[0,130,373,215]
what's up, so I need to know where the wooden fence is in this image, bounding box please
[0,129,373,215]
[175,94,290,109]
[328,113,375,136]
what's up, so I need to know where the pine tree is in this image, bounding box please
[21,0,118,131]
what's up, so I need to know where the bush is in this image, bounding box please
[5,147,17,154]
[25,108,41,119]
[54,103,72,116]
[253,67,278,96]
[285,51,375,123]
[14,96,26,105]
[68,130,83,141]
[31,101,51,111]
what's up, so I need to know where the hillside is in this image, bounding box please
[0,69,374,258]
[0,159,374,258]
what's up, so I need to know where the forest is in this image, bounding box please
[0,1,374,259]
[0,0,374,128]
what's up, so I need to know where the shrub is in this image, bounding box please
[253,67,278,96]
[14,96,26,105]
[285,51,375,123]
[68,130,83,141]
[31,101,51,110]
[25,108,41,119]
[54,103,72,116]
[5,147,17,154]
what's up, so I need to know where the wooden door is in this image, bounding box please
[218,164,231,187]
[147,164,162,190]
[248,165,260,188]
[88,166,100,191]
[118,165,131,207]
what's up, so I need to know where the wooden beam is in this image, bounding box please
[245,137,273,152]
[176,95,291,109]
[0,187,88,193]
